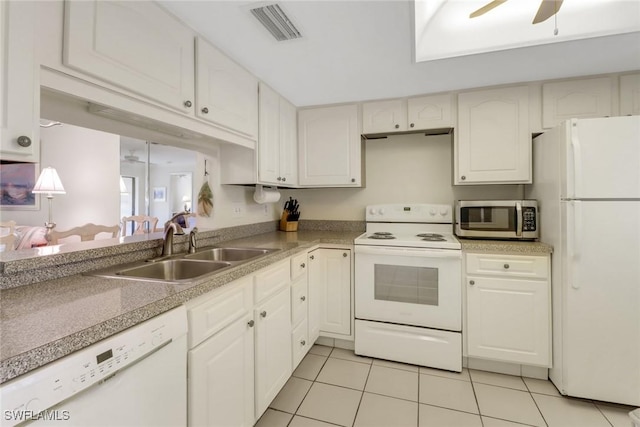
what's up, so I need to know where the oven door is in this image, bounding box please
[355,245,462,331]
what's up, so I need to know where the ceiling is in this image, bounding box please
[159,0,640,107]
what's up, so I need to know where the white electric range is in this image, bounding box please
[354,203,463,372]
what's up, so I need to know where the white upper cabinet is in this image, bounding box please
[63,1,195,113]
[620,73,640,116]
[1,1,39,162]
[542,77,613,128]
[298,104,362,187]
[456,86,531,185]
[196,37,258,139]
[257,83,297,186]
[362,94,453,134]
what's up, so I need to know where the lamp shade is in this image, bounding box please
[32,167,66,195]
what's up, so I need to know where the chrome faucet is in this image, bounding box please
[188,227,198,254]
[160,212,188,257]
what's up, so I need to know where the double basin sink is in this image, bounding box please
[89,247,279,284]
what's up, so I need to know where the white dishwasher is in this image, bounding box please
[1,306,187,427]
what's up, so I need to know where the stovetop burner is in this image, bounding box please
[374,232,393,236]
[369,234,396,240]
[416,233,444,238]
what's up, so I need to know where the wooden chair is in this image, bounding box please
[0,221,16,252]
[121,215,159,236]
[48,223,120,245]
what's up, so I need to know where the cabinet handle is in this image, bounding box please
[300,263,306,268]
[503,264,510,269]
[247,320,255,327]
[343,252,348,257]
[310,255,315,260]
[300,296,306,302]
[351,178,356,183]
[277,177,282,181]
[469,280,475,285]
[17,136,32,147]
[395,124,399,129]
[461,176,466,181]
[201,107,209,114]
[300,340,306,346]
[410,123,415,128]
[184,100,192,108]
[282,177,286,182]
[260,311,267,318]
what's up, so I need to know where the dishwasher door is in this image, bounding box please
[1,307,187,427]
[33,335,187,426]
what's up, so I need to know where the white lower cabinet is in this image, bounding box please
[465,253,551,367]
[254,284,292,418]
[186,277,254,427]
[308,248,352,338]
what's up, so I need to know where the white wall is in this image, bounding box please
[280,133,523,220]
[2,123,121,230]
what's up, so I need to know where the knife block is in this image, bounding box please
[279,212,298,232]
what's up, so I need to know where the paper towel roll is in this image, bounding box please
[253,185,281,204]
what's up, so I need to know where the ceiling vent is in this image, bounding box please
[250,3,302,41]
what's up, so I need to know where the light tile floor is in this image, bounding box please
[255,345,636,427]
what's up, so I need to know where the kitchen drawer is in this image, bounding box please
[292,319,309,369]
[291,275,308,327]
[254,259,290,304]
[291,252,308,279]
[186,276,253,348]
[466,253,548,279]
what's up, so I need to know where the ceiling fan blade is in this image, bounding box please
[469,0,509,19]
[532,0,564,24]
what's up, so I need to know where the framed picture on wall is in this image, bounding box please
[153,187,166,202]
[0,162,39,210]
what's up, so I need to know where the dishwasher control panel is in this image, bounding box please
[0,307,187,427]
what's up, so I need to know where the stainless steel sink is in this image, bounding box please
[115,259,232,282]
[184,247,277,262]
[86,246,280,284]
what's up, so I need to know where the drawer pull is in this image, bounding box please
[343,253,348,257]
[310,255,315,260]
[260,311,267,318]
[300,340,306,346]
[300,296,306,302]
[503,264,510,269]
[469,280,475,286]
[300,263,306,268]
[247,320,255,327]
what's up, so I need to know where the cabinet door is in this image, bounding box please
[457,86,531,184]
[188,313,254,427]
[257,83,281,185]
[279,96,298,186]
[542,77,613,128]
[407,94,453,130]
[362,99,407,134]
[196,37,258,139]
[254,286,292,418]
[298,105,361,187]
[466,276,550,367]
[620,74,640,116]
[63,1,195,113]
[309,249,352,337]
[0,1,39,162]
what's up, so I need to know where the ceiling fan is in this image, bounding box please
[470,0,564,24]
[123,150,145,164]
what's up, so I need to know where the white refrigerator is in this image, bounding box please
[527,116,640,406]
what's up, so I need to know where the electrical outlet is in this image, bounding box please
[232,204,244,217]
[263,205,269,215]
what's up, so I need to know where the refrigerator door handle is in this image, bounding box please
[570,200,583,289]
[570,121,583,198]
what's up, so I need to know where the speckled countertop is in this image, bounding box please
[459,239,553,254]
[0,230,361,384]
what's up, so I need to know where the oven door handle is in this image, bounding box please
[355,245,462,259]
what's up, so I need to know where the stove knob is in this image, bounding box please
[429,208,437,216]
[439,207,449,216]
[369,208,376,215]
[378,208,385,215]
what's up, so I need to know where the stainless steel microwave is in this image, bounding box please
[455,200,539,240]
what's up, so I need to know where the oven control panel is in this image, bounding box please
[366,204,453,223]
